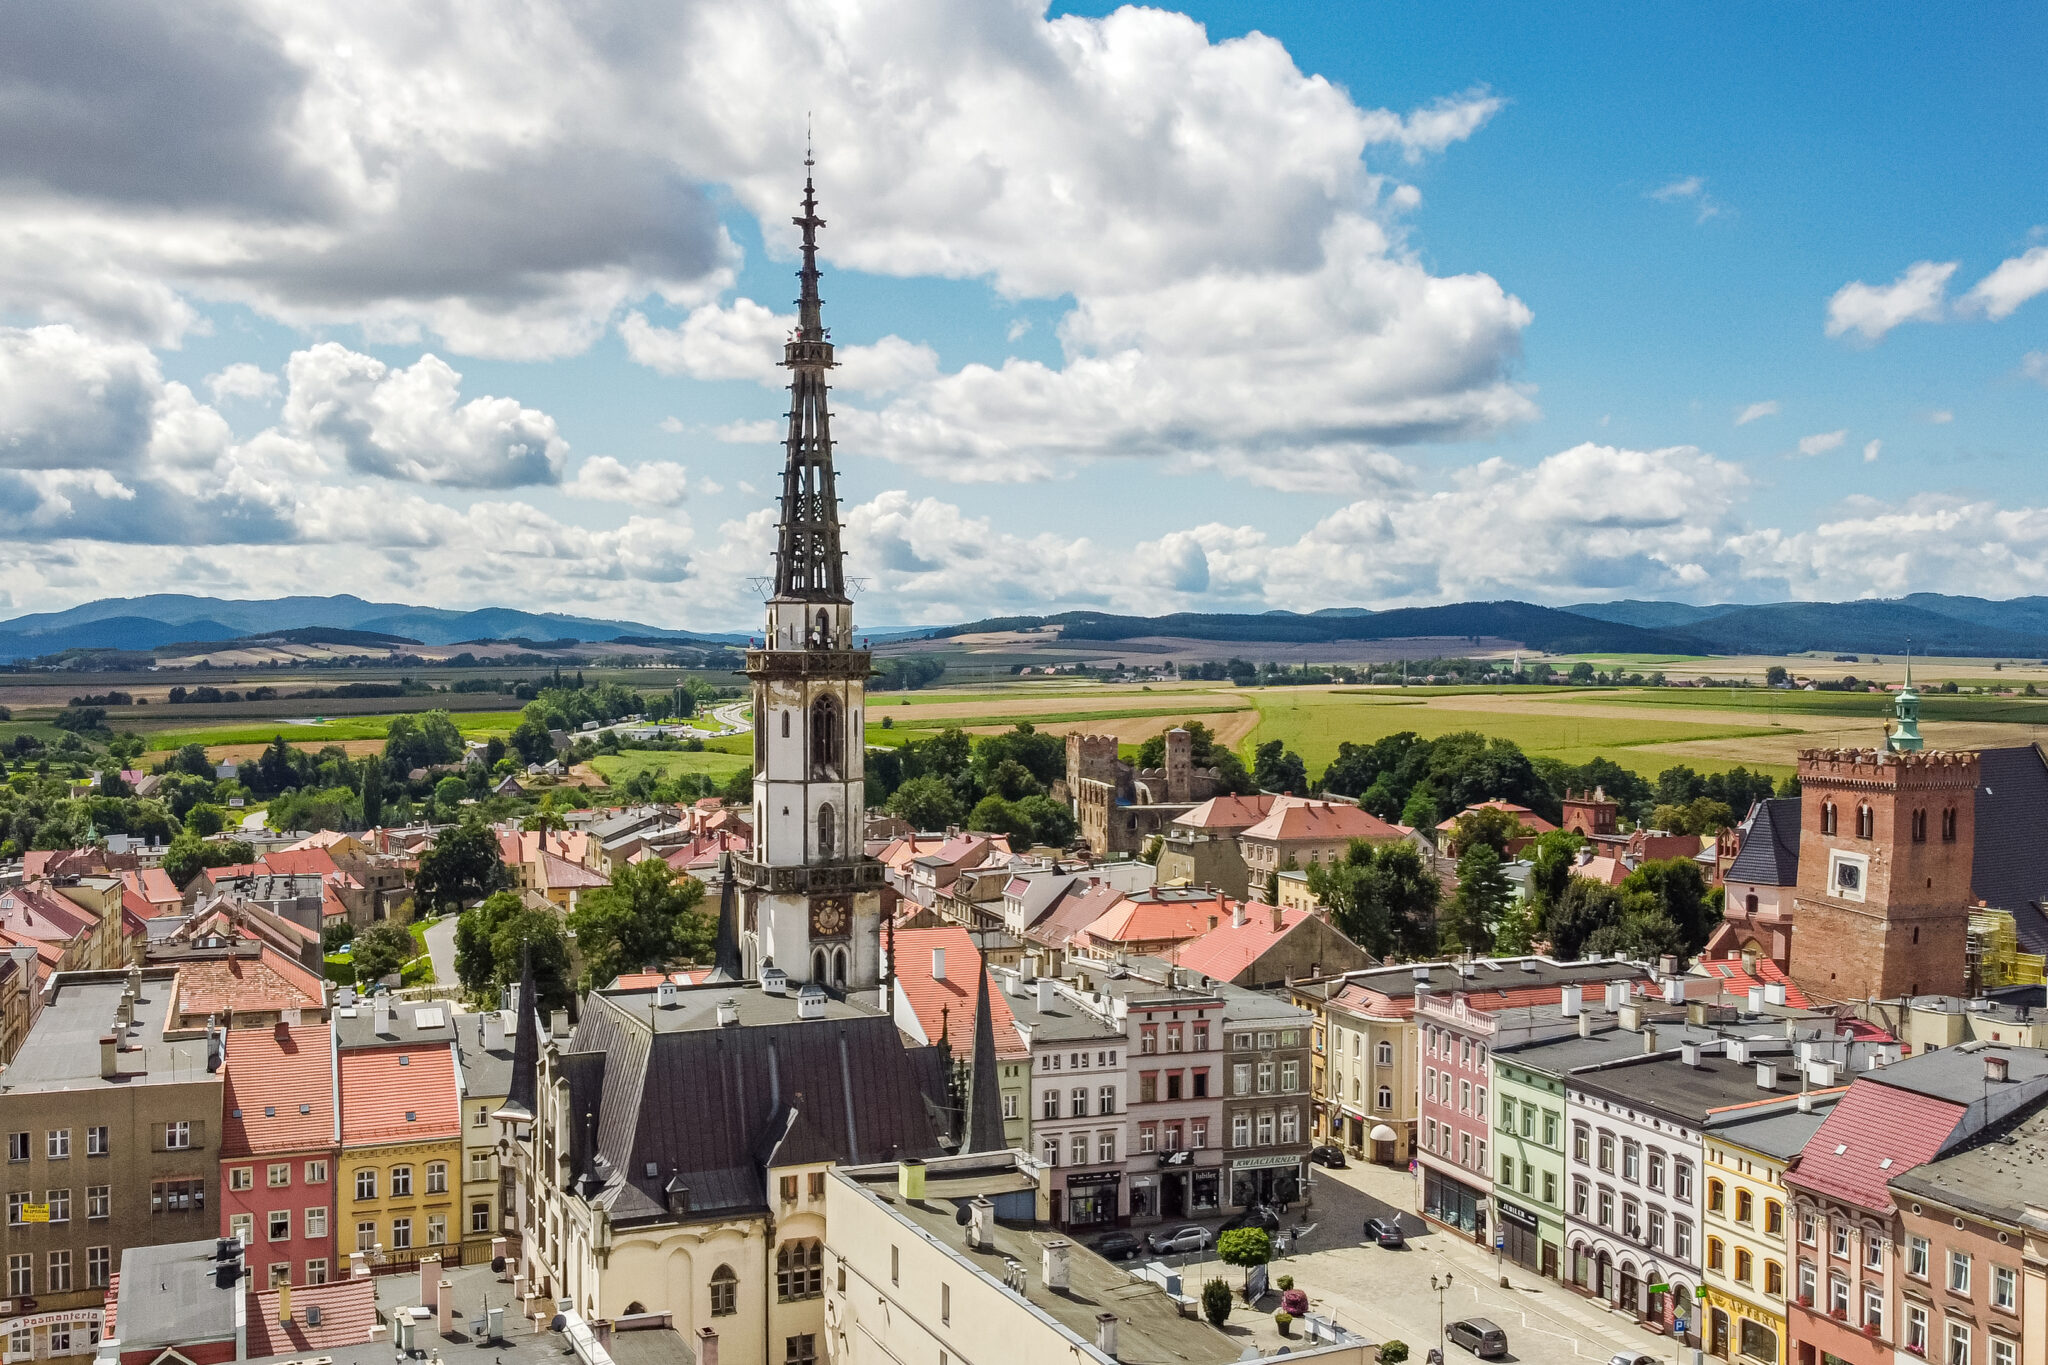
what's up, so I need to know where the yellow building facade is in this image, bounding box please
[1702,1096,1835,1365]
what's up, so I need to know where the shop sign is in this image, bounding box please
[1496,1198,1540,1231]
[1158,1150,1193,1167]
[0,1310,101,1332]
[1066,1171,1122,1189]
[1231,1153,1302,1171]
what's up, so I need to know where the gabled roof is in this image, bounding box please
[244,1277,378,1355]
[539,849,609,890]
[1571,855,1631,886]
[893,927,1027,1060]
[119,867,183,911]
[1727,797,1802,887]
[1078,889,1230,947]
[1171,904,1316,983]
[222,1023,335,1156]
[1788,1077,1964,1211]
[1697,954,1812,1008]
[1974,746,2048,938]
[1171,793,1278,834]
[1029,879,1127,948]
[259,847,341,879]
[169,949,326,1022]
[1436,800,1558,835]
[338,1043,460,1145]
[0,882,97,940]
[1242,799,1402,845]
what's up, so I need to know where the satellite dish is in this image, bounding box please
[491,1256,506,1273]
[549,1314,567,1333]
[954,1205,972,1226]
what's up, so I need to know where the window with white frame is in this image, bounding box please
[1950,1250,1972,1294]
[1992,1265,2016,1311]
[1864,1285,1884,1332]
[1906,1306,1928,1354]
[1948,1320,1971,1365]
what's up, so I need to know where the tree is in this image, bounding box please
[1253,741,1308,795]
[413,818,512,914]
[253,736,299,796]
[966,795,1034,846]
[1619,857,1719,955]
[1585,904,1684,961]
[172,743,214,778]
[1399,787,1440,829]
[1202,1279,1233,1328]
[1765,665,1789,686]
[1217,1227,1271,1296]
[455,892,522,996]
[161,831,255,890]
[1306,839,1441,960]
[1014,794,1077,848]
[382,710,464,777]
[522,796,566,833]
[1443,842,1510,954]
[887,775,964,831]
[973,723,1066,790]
[351,919,416,984]
[489,906,575,1012]
[567,859,708,989]
[510,713,556,765]
[359,756,385,828]
[1450,806,1525,857]
[1547,878,1626,960]
[184,803,229,837]
[1522,829,1586,935]
[1379,1344,1410,1365]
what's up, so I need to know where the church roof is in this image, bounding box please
[1727,796,1802,887]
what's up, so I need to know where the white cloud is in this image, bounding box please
[562,455,689,506]
[1961,246,2048,319]
[619,300,789,384]
[1825,261,1956,342]
[1735,400,1779,426]
[658,416,686,434]
[205,363,279,403]
[1006,319,1031,342]
[1863,439,1882,463]
[2022,352,2048,386]
[1357,88,1505,163]
[281,344,567,488]
[1650,175,1723,222]
[1796,429,1847,457]
[1928,409,1955,423]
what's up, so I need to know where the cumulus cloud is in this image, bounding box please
[1961,246,2048,320]
[562,455,689,506]
[205,363,278,403]
[1928,409,1955,423]
[1357,88,1506,163]
[281,345,567,488]
[1735,400,1779,426]
[1796,429,1847,457]
[1863,439,1882,463]
[1825,261,1956,341]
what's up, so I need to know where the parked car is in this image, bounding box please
[1309,1143,1348,1168]
[1607,1354,1659,1365]
[1093,1231,1145,1261]
[1146,1225,1213,1256]
[1222,1203,1281,1233]
[1362,1216,1405,1248]
[1447,1318,1509,1358]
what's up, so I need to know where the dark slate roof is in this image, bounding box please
[1974,746,2048,947]
[1728,797,1801,887]
[558,984,947,1227]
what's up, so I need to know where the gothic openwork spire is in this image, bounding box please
[772,154,847,603]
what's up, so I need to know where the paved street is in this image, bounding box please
[424,912,458,989]
[1146,1160,1692,1365]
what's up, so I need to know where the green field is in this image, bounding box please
[587,750,752,783]
[1244,691,1784,778]
[1560,687,2048,724]
[145,710,526,751]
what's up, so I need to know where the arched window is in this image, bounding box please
[1377,1041,1394,1066]
[1707,1237,1725,1271]
[710,1265,738,1317]
[1856,804,1874,839]
[1911,809,1927,842]
[1765,1260,1784,1296]
[1708,1178,1725,1213]
[833,946,849,987]
[1766,1199,1784,1235]
[776,1239,824,1301]
[811,948,828,982]
[1822,801,1837,836]
[810,695,841,779]
[1377,1086,1393,1110]
[1942,807,1957,842]
[1735,1249,1753,1283]
[817,802,836,861]
[1736,1189,1753,1223]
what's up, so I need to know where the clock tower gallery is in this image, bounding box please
[735,159,884,991]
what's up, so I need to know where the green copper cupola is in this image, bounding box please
[1888,650,1923,752]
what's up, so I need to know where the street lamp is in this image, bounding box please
[1430,1271,1453,1364]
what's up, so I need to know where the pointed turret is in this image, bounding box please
[771,151,847,605]
[495,942,540,1124]
[709,851,745,982]
[1888,645,1924,752]
[960,960,1006,1154]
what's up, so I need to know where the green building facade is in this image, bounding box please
[1491,1055,1569,1279]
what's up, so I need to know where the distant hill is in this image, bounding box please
[0,594,747,661]
[1565,595,2048,657]
[941,603,1700,654]
[1562,599,1733,630]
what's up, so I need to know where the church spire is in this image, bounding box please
[1889,640,1923,752]
[960,956,1007,1154]
[772,150,847,604]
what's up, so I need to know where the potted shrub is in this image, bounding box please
[1275,1311,1295,1336]
[1202,1278,1233,1329]
[1380,1343,1411,1365]
[1282,1289,1309,1319]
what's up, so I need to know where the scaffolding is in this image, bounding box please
[1968,908,2046,993]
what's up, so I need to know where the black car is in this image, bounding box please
[1362,1216,1405,1247]
[1092,1231,1144,1261]
[1309,1144,1348,1168]
[1223,1204,1281,1233]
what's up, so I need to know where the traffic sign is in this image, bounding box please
[1676,1319,1689,1334]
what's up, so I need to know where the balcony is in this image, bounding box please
[733,858,885,895]
[743,648,872,680]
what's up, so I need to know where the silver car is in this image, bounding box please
[1145,1224,1213,1255]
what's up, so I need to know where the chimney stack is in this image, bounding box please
[1681,1042,1701,1068]
[1578,1010,1594,1039]
[1756,1061,1777,1092]
[932,948,947,981]
[1748,987,1766,1014]
[1987,1055,2011,1084]
[1764,982,1787,1007]
[656,980,678,1008]
[716,997,739,1027]
[1271,903,1284,934]
[100,1032,119,1079]
[1096,1314,1119,1361]
[1232,901,1246,929]
[1641,1025,1659,1054]
[697,1328,719,1365]
[1042,1240,1072,1292]
[1560,984,1582,1018]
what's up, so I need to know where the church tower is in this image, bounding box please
[735,156,884,992]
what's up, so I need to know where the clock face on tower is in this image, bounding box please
[809,896,850,939]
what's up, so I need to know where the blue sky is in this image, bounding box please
[2,2,2044,629]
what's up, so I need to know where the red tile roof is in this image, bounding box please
[1698,954,1813,1009]
[259,847,341,879]
[1030,879,1128,948]
[1435,800,1559,835]
[612,967,717,989]
[0,883,96,941]
[222,1023,335,1156]
[1788,1077,1964,1211]
[1242,800,1402,845]
[1172,793,1279,833]
[892,927,1027,1060]
[339,1044,460,1145]
[539,849,608,890]
[120,868,183,913]
[1079,890,1231,947]
[172,949,327,1021]
[1171,904,1313,982]
[245,1278,378,1354]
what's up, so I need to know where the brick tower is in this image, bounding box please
[1560,787,1619,840]
[1786,746,1978,1004]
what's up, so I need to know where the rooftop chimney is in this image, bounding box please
[481,1011,504,1051]
[1641,1025,1659,1054]
[1748,987,1765,1014]
[697,1328,719,1365]
[1232,902,1246,929]
[716,997,739,1027]
[1036,978,1054,1013]
[1987,1055,2011,1084]
[99,1032,119,1079]
[1764,982,1787,1007]
[966,1197,996,1253]
[1042,1240,1072,1292]
[1681,1042,1701,1068]
[1560,984,1582,1018]
[796,985,827,1021]
[1270,903,1284,934]
[1578,1010,1594,1038]
[1618,1001,1644,1032]
[374,995,394,1036]
[932,948,947,981]
[1663,976,1685,1005]
[1756,1061,1777,1091]
[1096,1313,1120,1360]
[656,981,677,1008]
